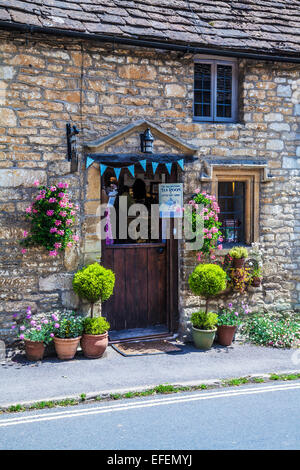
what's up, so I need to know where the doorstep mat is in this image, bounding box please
[111,339,182,357]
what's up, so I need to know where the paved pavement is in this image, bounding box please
[0,341,299,407]
[1,381,300,450]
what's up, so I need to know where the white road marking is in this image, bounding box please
[0,382,299,428]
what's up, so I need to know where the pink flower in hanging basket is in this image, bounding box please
[50,227,57,233]
[54,242,62,249]
[54,220,62,226]
[59,211,67,217]
[46,210,54,216]
[49,198,57,203]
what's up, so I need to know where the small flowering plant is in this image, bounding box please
[11,307,54,345]
[218,301,250,326]
[50,311,83,339]
[20,180,79,257]
[186,190,223,262]
[230,266,251,293]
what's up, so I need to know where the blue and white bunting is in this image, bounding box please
[177,159,184,171]
[127,165,135,178]
[139,159,147,171]
[100,164,107,175]
[86,156,94,169]
[89,158,184,177]
[152,162,159,174]
[165,162,172,174]
[114,167,122,180]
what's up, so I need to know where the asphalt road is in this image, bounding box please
[0,381,299,450]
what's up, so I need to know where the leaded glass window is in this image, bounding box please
[194,59,237,122]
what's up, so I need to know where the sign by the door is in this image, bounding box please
[159,183,183,218]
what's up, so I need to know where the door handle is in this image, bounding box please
[157,247,165,254]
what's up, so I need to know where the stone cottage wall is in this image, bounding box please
[0,30,299,342]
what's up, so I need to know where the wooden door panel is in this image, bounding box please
[102,245,167,330]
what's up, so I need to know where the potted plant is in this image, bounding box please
[52,311,83,360]
[230,266,251,293]
[229,246,248,268]
[73,263,115,358]
[11,307,53,361]
[217,303,241,346]
[81,317,111,359]
[190,311,218,349]
[251,267,262,287]
[188,263,226,349]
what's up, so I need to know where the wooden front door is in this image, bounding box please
[101,164,178,333]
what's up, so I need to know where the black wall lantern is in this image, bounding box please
[140,128,154,153]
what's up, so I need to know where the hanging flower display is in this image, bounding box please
[20,181,79,257]
[187,189,222,262]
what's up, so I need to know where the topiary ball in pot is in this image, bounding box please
[73,263,115,318]
[81,317,111,359]
[188,263,227,311]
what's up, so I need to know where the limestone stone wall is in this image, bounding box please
[0,30,299,341]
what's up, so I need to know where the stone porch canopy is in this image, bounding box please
[84,119,198,165]
[0,1,299,62]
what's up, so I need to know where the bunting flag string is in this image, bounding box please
[86,156,185,177]
[127,165,135,178]
[86,156,95,169]
[113,167,122,180]
[100,163,107,175]
[165,162,172,175]
[151,162,159,174]
[139,159,147,171]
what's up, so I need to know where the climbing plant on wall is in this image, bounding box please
[20,180,79,257]
[187,189,223,262]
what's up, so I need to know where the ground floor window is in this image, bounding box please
[212,168,261,246]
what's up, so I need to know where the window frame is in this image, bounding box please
[212,168,260,246]
[193,57,238,123]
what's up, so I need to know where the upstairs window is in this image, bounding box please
[194,59,238,123]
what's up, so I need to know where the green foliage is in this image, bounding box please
[83,316,110,335]
[223,377,249,386]
[218,301,250,326]
[188,263,227,298]
[73,263,115,312]
[252,266,262,278]
[241,314,300,348]
[186,191,222,259]
[12,307,54,345]
[191,311,218,330]
[229,246,248,259]
[52,311,83,339]
[20,182,78,255]
[230,266,251,293]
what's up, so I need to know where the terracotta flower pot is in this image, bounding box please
[233,258,245,268]
[24,339,45,361]
[252,277,261,287]
[53,336,81,360]
[217,325,237,346]
[80,332,108,359]
[192,327,216,350]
